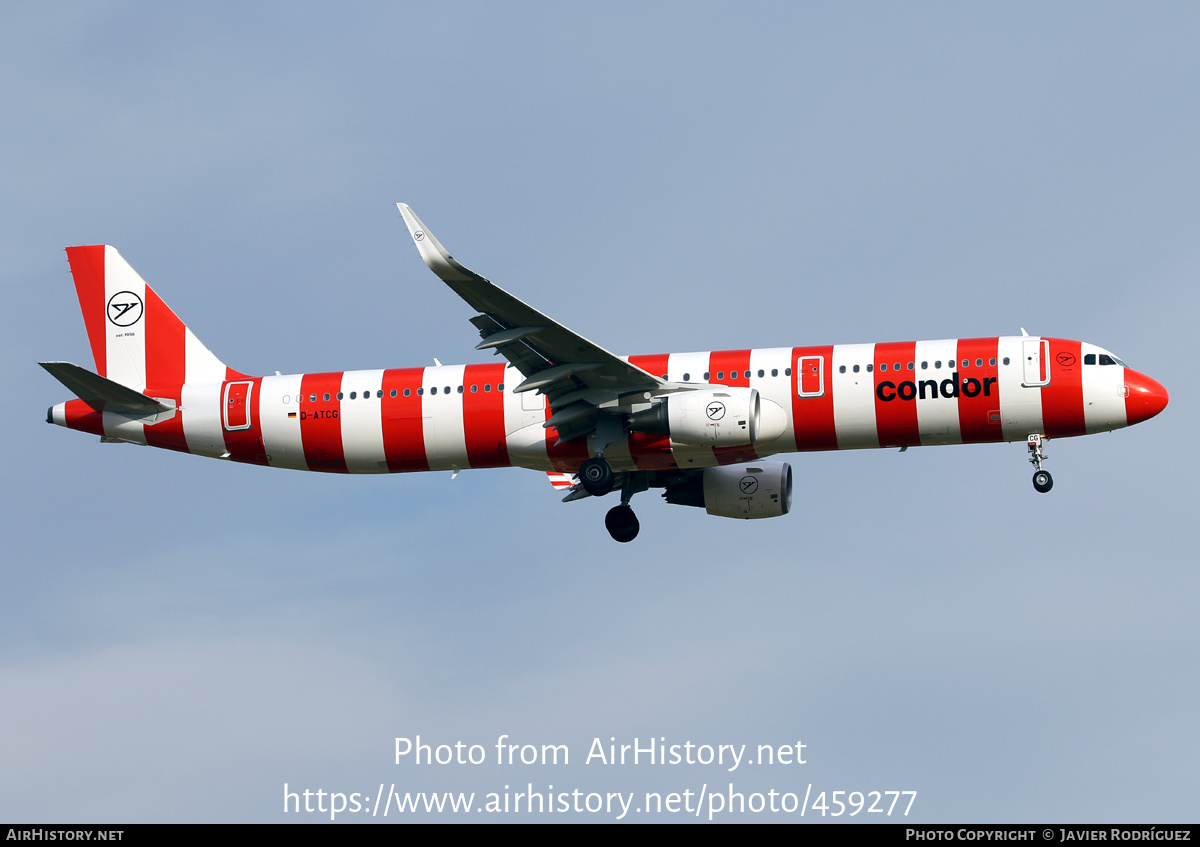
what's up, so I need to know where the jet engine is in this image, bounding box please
[628,388,787,447]
[663,462,793,519]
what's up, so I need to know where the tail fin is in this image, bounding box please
[65,245,235,390]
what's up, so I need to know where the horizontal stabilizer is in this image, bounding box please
[40,362,174,415]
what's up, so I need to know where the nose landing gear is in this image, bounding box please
[1028,434,1053,493]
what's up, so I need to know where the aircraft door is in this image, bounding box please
[223,381,253,431]
[797,355,824,398]
[1022,340,1050,387]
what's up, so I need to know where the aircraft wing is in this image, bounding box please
[398,203,665,442]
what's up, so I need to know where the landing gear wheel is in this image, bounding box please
[580,457,614,496]
[605,505,640,543]
[1032,470,1053,493]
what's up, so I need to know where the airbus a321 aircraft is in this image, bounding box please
[43,205,1169,542]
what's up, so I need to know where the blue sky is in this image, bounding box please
[2,1,1197,822]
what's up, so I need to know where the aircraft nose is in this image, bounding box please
[1125,370,1169,425]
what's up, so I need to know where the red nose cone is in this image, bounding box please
[1125,370,1169,425]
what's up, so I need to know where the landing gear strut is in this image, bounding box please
[1028,434,1053,493]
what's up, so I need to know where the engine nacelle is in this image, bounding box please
[629,387,762,447]
[663,462,793,519]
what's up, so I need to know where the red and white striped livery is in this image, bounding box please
[43,205,1169,542]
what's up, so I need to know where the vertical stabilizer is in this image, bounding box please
[65,246,234,390]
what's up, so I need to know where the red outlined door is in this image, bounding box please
[223,381,253,431]
[798,356,824,397]
[1022,340,1050,387]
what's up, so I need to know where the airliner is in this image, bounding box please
[42,205,1169,541]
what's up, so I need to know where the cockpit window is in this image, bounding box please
[1084,354,1096,365]
[1098,354,1116,366]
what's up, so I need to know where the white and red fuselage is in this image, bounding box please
[45,237,1168,538]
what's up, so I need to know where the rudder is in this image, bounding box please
[65,245,236,390]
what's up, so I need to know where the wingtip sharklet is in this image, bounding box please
[396,202,477,283]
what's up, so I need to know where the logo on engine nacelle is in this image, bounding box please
[706,401,726,421]
[740,475,759,494]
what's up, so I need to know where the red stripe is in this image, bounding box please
[65,246,107,377]
[626,354,679,469]
[64,398,104,436]
[143,285,185,390]
[222,377,270,466]
[628,432,677,470]
[142,388,189,453]
[708,349,751,388]
[462,363,509,468]
[628,353,670,381]
[545,405,591,473]
[298,372,347,472]
[380,367,428,472]
[1041,338,1086,438]
[873,341,920,447]
[790,345,837,451]
[956,338,1001,444]
[141,282,188,454]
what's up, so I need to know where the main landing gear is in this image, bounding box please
[602,472,650,543]
[1028,434,1053,493]
[579,456,614,496]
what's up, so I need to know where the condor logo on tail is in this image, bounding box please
[876,372,998,402]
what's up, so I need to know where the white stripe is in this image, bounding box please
[748,347,791,453]
[665,351,717,466]
[831,343,878,449]
[997,336,1042,440]
[667,350,711,385]
[503,364,548,469]
[339,369,388,473]
[1080,344,1127,433]
[913,339,961,445]
[184,327,227,385]
[102,411,146,444]
[422,365,468,470]
[181,381,226,458]
[259,374,307,470]
[103,247,146,390]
